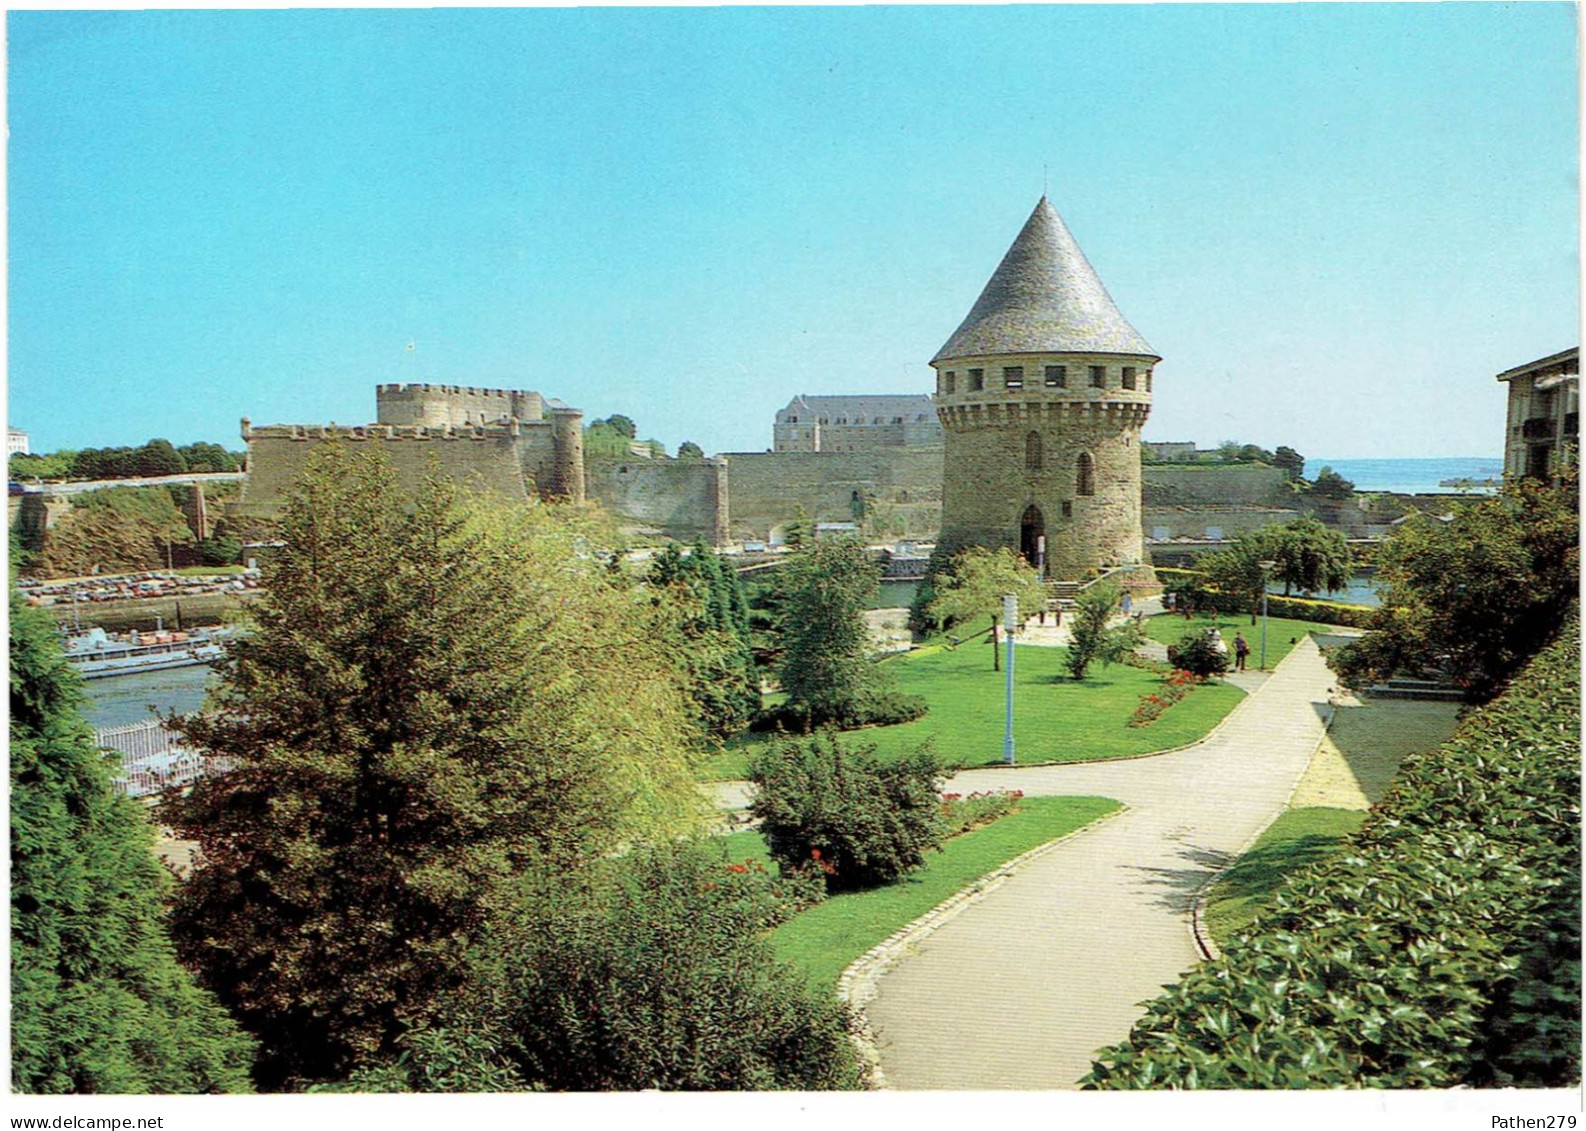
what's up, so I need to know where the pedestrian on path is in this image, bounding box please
[1234,632,1250,671]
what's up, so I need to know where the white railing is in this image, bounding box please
[96,718,230,798]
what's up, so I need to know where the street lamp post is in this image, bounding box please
[1002,593,1017,765]
[1258,559,1278,670]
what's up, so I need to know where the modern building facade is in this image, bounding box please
[8,428,30,456]
[1498,348,1578,482]
[931,196,1157,581]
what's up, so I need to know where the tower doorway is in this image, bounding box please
[1019,504,1046,576]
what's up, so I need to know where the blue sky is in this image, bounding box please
[8,4,1578,459]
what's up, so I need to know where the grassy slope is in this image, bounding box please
[702,641,1247,779]
[1201,806,1365,949]
[1142,612,1328,669]
[725,796,1122,989]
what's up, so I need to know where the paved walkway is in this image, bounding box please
[860,635,1342,1089]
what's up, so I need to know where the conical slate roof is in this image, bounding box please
[933,197,1156,363]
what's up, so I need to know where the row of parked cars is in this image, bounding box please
[18,569,263,605]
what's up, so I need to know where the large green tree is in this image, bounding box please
[647,540,761,739]
[1330,468,1578,701]
[165,444,703,1088]
[775,536,894,727]
[928,546,1048,670]
[11,590,255,1093]
[1198,518,1352,621]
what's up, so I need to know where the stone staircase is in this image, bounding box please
[1364,677,1465,702]
[1047,580,1081,609]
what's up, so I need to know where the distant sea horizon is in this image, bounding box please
[1302,456,1504,495]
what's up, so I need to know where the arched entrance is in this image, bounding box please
[1019,504,1045,576]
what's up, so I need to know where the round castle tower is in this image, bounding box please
[932,196,1158,582]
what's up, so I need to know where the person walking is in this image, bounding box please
[1234,632,1250,672]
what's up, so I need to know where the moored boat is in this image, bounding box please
[62,624,233,679]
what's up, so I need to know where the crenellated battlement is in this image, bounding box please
[375,383,523,399]
[246,419,546,442]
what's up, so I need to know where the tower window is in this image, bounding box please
[1122,367,1137,390]
[1004,366,1024,390]
[1061,500,1073,518]
[1025,431,1042,472]
[969,368,984,391]
[1145,369,1153,392]
[1089,366,1106,389]
[1045,365,1067,388]
[944,371,956,394]
[1076,452,1095,496]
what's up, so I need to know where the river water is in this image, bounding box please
[81,664,215,730]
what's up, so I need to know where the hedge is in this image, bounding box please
[1085,613,1581,1089]
[1154,568,1373,629]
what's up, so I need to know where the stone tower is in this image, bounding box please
[932,196,1158,582]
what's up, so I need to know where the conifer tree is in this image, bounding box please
[647,540,760,738]
[164,445,703,1088]
[10,590,255,1094]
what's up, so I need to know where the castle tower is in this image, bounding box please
[932,196,1158,581]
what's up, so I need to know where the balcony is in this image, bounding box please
[1521,417,1556,440]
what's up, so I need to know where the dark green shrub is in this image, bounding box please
[1086,614,1580,1089]
[1167,629,1229,678]
[750,733,944,893]
[489,843,865,1091]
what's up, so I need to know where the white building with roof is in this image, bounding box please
[7,428,29,456]
[773,393,942,452]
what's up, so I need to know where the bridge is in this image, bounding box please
[23,471,245,497]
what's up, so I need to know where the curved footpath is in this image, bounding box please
[858,635,1342,1089]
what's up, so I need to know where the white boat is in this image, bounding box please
[63,624,232,679]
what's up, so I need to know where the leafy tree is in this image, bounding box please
[1064,582,1142,680]
[11,589,256,1093]
[676,440,705,460]
[1200,519,1352,622]
[647,540,761,739]
[164,444,703,1087]
[775,537,901,728]
[1329,468,1577,702]
[178,442,242,473]
[1272,445,1305,480]
[928,546,1048,670]
[364,842,864,1091]
[601,414,637,440]
[582,422,632,459]
[1267,517,1351,597]
[9,450,75,480]
[135,439,187,477]
[751,733,944,892]
[1305,466,1356,500]
[197,533,243,567]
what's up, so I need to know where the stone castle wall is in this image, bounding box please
[235,424,535,517]
[585,457,727,543]
[1143,464,1291,506]
[721,447,944,542]
[375,383,546,427]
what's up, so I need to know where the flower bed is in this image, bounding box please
[1128,668,1205,727]
[940,789,1025,837]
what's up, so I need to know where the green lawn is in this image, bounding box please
[1143,611,1331,670]
[723,796,1121,989]
[1201,806,1365,949]
[700,641,1247,779]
